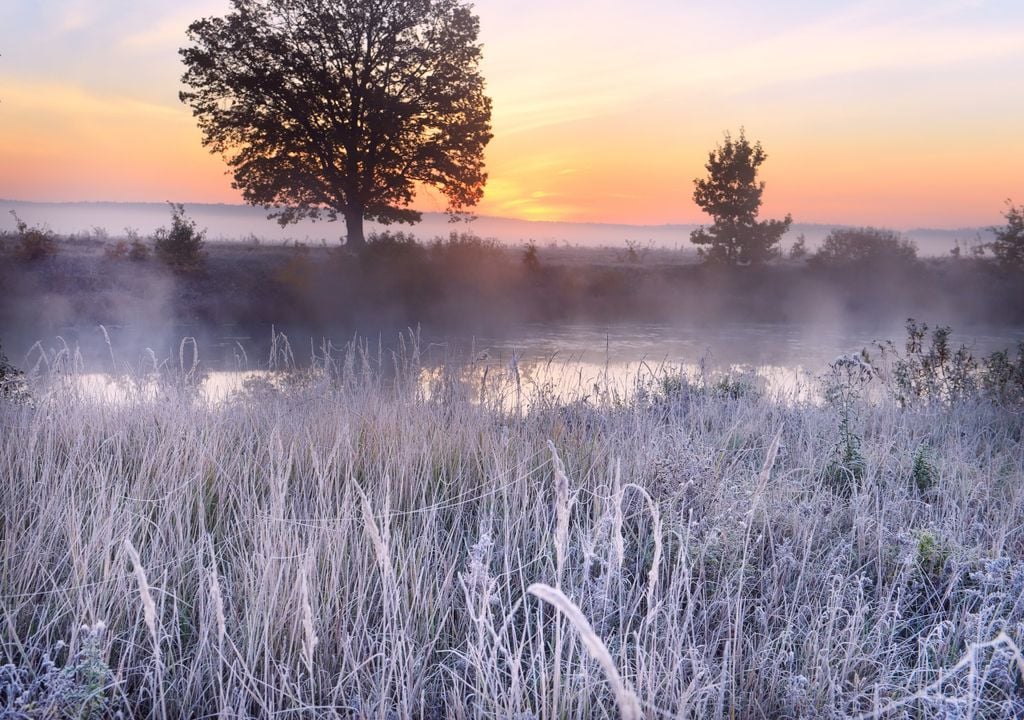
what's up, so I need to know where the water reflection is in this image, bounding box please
[65,359,816,408]
[420,358,819,408]
[70,370,273,405]
[31,320,1024,407]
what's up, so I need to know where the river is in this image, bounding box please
[21,320,1024,405]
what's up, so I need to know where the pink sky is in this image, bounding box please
[1,0,1022,228]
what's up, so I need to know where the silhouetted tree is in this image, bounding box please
[180,0,493,250]
[690,129,791,265]
[989,200,1024,270]
[154,203,207,272]
[810,226,917,268]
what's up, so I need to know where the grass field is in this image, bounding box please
[1,339,1023,718]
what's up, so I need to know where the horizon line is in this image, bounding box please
[0,198,993,234]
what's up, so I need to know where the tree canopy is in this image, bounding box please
[179,0,493,249]
[690,129,791,265]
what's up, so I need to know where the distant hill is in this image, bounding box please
[0,199,992,255]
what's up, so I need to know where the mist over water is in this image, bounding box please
[0,199,991,254]
[17,319,1024,408]
[2,205,1019,399]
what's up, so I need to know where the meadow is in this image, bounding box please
[1,332,1023,718]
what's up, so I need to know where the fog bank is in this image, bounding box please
[1,200,992,255]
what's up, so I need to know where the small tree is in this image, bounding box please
[811,226,917,268]
[789,233,808,261]
[690,129,792,265]
[180,0,492,250]
[154,203,206,272]
[989,200,1024,270]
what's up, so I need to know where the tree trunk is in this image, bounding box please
[344,209,365,251]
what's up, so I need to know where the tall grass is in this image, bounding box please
[1,340,1022,718]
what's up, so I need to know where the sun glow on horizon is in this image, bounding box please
[1,0,1022,230]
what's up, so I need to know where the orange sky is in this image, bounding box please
[1,1,1022,228]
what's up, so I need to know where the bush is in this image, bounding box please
[8,211,57,261]
[127,229,151,261]
[811,226,917,268]
[0,340,29,403]
[105,228,149,262]
[870,319,976,406]
[869,320,1024,406]
[980,343,1024,404]
[361,230,426,265]
[911,444,937,493]
[103,240,130,260]
[427,232,505,277]
[153,203,206,272]
[0,620,114,718]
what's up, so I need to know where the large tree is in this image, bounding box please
[180,0,492,249]
[690,129,791,265]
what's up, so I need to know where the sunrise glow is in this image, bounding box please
[1,0,1022,228]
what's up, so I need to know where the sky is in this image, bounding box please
[0,0,1022,228]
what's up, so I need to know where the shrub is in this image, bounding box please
[0,340,29,403]
[429,231,501,259]
[711,373,761,400]
[153,203,206,272]
[869,319,976,406]
[0,620,114,718]
[911,444,938,493]
[822,353,873,496]
[915,530,950,579]
[8,211,57,261]
[362,230,425,265]
[868,320,1024,406]
[126,228,150,261]
[106,230,151,261]
[811,226,917,268]
[427,232,505,278]
[103,240,130,260]
[980,342,1024,404]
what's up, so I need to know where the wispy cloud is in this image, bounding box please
[0,78,181,117]
[486,0,1024,135]
[681,22,1024,95]
[118,10,201,51]
[54,0,96,34]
